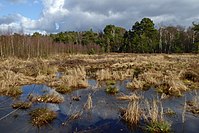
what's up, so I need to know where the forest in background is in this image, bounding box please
[0,18,199,58]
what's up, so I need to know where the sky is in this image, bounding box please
[0,0,199,34]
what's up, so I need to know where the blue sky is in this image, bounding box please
[0,0,42,19]
[0,0,199,34]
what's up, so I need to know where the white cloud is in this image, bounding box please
[0,0,199,34]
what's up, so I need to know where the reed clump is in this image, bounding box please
[121,98,171,132]
[144,100,171,133]
[122,100,141,125]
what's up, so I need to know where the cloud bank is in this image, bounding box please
[0,0,199,34]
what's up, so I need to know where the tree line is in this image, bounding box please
[50,18,199,53]
[0,17,199,58]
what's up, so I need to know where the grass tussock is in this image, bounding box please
[105,86,119,94]
[121,97,171,132]
[0,85,22,97]
[29,108,57,127]
[12,101,32,109]
[55,85,71,94]
[30,93,64,104]
[122,100,141,125]
[144,99,171,133]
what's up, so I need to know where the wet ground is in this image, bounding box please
[0,79,199,133]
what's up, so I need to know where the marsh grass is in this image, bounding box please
[146,121,171,133]
[62,111,82,126]
[105,86,119,94]
[106,80,116,85]
[144,99,171,133]
[96,68,134,81]
[186,93,199,115]
[29,108,57,127]
[0,54,198,99]
[164,108,176,117]
[55,85,71,94]
[12,101,32,109]
[126,78,145,90]
[122,98,171,132]
[30,93,64,103]
[122,100,141,125]
[59,66,89,89]
[84,93,92,110]
[0,86,22,97]
[117,93,141,101]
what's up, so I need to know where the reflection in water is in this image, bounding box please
[0,79,199,133]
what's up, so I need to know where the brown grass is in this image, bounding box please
[30,93,64,103]
[122,100,141,125]
[12,101,32,109]
[29,108,57,127]
[0,53,198,96]
[84,93,93,110]
[117,93,141,101]
[186,92,199,115]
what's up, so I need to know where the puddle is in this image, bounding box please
[0,79,199,133]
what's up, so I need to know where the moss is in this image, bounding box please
[105,86,119,94]
[146,121,171,133]
[29,108,57,127]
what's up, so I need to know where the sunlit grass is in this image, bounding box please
[29,108,57,127]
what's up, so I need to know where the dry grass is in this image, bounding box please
[144,99,162,123]
[84,93,93,110]
[0,53,198,96]
[186,92,199,115]
[12,101,32,109]
[126,78,145,90]
[121,96,171,132]
[117,93,141,101]
[0,83,22,97]
[122,100,141,125]
[143,99,171,133]
[30,93,64,103]
[29,108,57,127]
[55,85,71,94]
[96,68,134,81]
